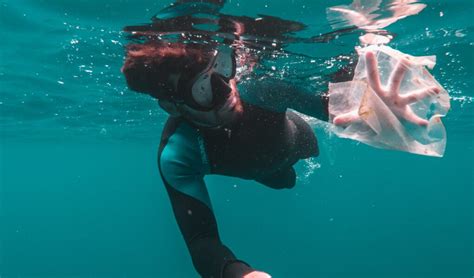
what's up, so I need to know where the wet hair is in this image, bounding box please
[121,41,214,100]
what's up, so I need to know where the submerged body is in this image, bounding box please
[122,40,436,277]
[123,41,330,277]
[121,4,443,275]
[156,64,326,277]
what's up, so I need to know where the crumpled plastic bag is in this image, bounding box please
[328,45,450,157]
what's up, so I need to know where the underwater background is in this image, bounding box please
[0,0,473,277]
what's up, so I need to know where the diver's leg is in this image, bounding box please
[158,118,254,278]
[286,111,319,158]
[253,112,318,190]
[255,167,296,189]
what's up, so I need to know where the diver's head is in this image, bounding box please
[122,41,241,127]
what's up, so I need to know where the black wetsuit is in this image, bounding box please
[157,78,324,277]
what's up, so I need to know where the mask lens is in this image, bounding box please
[212,50,235,79]
[191,73,213,108]
[187,48,236,110]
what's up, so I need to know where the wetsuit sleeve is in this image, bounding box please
[158,118,254,278]
[238,77,329,121]
[237,62,357,122]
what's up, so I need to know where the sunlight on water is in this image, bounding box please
[1,0,472,141]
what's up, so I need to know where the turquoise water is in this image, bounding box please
[1,0,473,277]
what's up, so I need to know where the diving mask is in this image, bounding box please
[178,46,236,111]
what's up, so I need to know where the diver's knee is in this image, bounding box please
[256,167,296,190]
[287,112,319,158]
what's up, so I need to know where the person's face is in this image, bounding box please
[159,77,242,128]
[159,50,243,128]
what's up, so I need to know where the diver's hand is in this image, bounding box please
[243,270,271,278]
[333,51,441,127]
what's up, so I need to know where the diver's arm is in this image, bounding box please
[237,77,329,121]
[249,52,440,126]
[280,87,329,121]
[161,179,254,277]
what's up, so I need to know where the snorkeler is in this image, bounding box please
[121,39,438,277]
[122,42,315,278]
[119,0,450,276]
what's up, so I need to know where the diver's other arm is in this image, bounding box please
[160,154,258,278]
[158,119,270,277]
[332,51,441,127]
[161,179,257,278]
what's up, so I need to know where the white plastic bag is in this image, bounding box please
[328,45,450,157]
